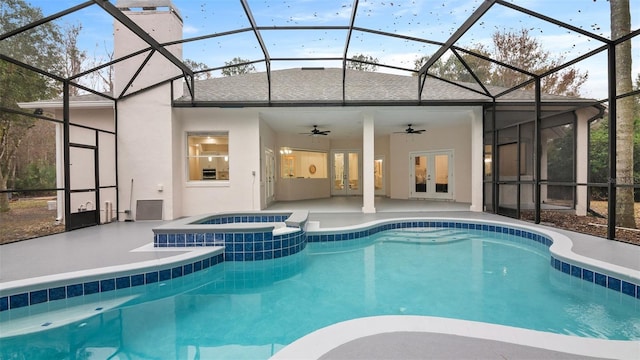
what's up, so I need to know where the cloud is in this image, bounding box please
[183,25,199,35]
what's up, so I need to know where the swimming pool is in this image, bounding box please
[1,222,638,359]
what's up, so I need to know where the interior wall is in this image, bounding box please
[276,133,331,200]
[375,135,390,196]
[389,121,472,202]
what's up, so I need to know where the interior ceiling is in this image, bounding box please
[259,107,473,139]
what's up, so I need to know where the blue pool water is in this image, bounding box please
[1,228,639,359]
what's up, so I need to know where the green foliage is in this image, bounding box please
[590,116,640,201]
[13,160,56,193]
[0,0,66,211]
[221,57,256,77]
[546,126,575,182]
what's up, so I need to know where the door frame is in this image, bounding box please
[331,149,362,196]
[409,150,454,200]
[67,141,100,230]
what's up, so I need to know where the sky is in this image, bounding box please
[19,0,640,99]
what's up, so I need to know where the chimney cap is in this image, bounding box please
[115,0,181,20]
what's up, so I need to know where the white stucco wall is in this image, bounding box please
[389,121,473,203]
[113,8,183,96]
[113,5,184,220]
[175,108,261,217]
[117,86,175,219]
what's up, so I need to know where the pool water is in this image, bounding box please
[1,228,639,359]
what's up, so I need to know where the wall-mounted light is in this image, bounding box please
[280,147,292,155]
[208,156,212,162]
[224,156,228,162]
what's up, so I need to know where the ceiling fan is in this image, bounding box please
[300,125,330,136]
[395,124,426,135]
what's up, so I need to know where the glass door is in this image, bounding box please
[410,150,454,200]
[264,148,275,205]
[374,156,385,196]
[332,150,361,196]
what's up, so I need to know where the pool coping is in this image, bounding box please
[0,246,224,299]
[270,316,640,360]
[1,216,638,311]
[152,210,309,233]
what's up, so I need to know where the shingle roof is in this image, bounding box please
[177,68,585,104]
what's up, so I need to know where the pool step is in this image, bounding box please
[377,228,480,244]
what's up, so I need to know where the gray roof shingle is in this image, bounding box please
[177,68,586,104]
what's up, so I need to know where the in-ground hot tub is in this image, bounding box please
[152,210,309,261]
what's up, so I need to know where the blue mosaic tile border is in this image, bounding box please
[155,231,230,247]
[198,214,290,225]
[306,220,552,246]
[218,229,306,261]
[306,220,638,300]
[155,230,307,262]
[0,253,224,312]
[551,256,640,299]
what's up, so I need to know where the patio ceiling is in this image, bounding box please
[0,0,637,105]
[256,106,475,139]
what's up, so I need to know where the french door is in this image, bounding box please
[374,156,385,196]
[264,148,275,205]
[331,150,361,196]
[410,150,454,200]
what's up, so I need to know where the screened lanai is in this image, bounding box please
[0,0,638,242]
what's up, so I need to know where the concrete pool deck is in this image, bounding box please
[1,197,639,359]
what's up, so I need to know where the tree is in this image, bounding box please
[85,41,114,93]
[221,57,256,77]
[184,59,212,80]
[347,54,379,72]
[414,46,492,83]
[489,29,587,96]
[611,0,636,228]
[415,29,588,97]
[60,22,87,96]
[0,0,63,212]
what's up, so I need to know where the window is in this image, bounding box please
[280,148,327,178]
[187,133,229,181]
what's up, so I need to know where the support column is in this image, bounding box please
[362,113,376,213]
[470,107,484,212]
[575,115,589,216]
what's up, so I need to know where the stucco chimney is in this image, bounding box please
[113,0,183,97]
